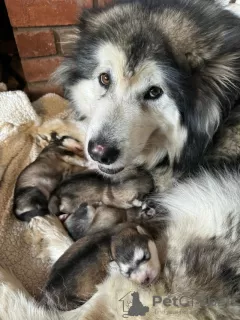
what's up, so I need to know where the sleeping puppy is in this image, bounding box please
[63,202,128,240]
[48,168,154,219]
[63,201,156,240]
[40,223,160,311]
[13,132,90,222]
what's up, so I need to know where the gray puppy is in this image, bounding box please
[13,133,88,222]
[48,168,154,224]
[40,223,160,311]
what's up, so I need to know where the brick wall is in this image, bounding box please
[4,0,107,99]
[4,0,240,99]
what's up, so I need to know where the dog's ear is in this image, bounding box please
[170,33,240,174]
[185,52,204,70]
[171,49,204,74]
[78,7,101,31]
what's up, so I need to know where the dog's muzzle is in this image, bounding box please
[88,139,120,165]
[98,165,124,174]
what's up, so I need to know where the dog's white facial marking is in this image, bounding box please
[119,262,131,274]
[15,206,34,215]
[118,241,160,285]
[118,247,147,276]
[97,43,127,95]
[133,247,145,262]
[71,79,98,118]
[129,241,160,285]
[70,42,187,172]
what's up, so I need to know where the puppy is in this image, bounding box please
[40,223,160,311]
[48,169,154,219]
[63,201,156,240]
[63,202,128,240]
[13,133,89,222]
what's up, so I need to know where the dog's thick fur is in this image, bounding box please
[2,0,240,319]
[55,0,240,177]
[1,158,240,319]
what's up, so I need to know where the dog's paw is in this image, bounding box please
[140,201,157,219]
[132,199,143,207]
[25,215,73,263]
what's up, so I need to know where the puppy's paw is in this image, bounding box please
[140,201,157,219]
[25,215,73,263]
[132,199,143,207]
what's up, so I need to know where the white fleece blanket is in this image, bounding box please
[0,89,71,297]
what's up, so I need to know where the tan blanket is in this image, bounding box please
[0,90,72,297]
[0,88,240,302]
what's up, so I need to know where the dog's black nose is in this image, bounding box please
[88,140,120,165]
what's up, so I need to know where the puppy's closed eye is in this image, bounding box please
[136,252,151,266]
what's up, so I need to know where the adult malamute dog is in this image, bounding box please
[56,0,240,176]
[1,1,240,320]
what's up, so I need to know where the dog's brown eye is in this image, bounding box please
[144,86,163,100]
[99,73,110,87]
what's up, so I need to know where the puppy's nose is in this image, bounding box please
[88,140,120,165]
[142,276,150,285]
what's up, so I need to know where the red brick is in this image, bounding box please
[54,27,78,55]
[21,57,63,82]
[97,0,112,7]
[5,0,92,27]
[15,30,56,58]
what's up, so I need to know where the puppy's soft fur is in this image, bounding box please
[40,223,160,311]
[13,133,88,221]
[55,0,240,179]
[48,168,153,218]
[2,157,240,319]
[63,199,157,241]
[63,203,128,240]
[2,0,240,319]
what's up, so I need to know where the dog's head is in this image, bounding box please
[55,0,240,176]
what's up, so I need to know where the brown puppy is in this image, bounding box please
[63,202,128,240]
[13,133,89,222]
[40,223,160,311]
[63,201,156,241]
[48,168,154,219]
